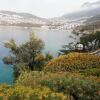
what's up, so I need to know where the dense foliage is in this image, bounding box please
[0,84,68,100]
[1,52,100,100]
[1,31,100,100]
[16,71,79,89]
[16,71,100,100]
[80,68,100,77]
[44,53,100,72]
[40,76,100,100]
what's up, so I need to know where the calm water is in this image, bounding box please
[0,26,77,84]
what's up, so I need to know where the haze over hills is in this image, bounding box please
[62,1,100,20]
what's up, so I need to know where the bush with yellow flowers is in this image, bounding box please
[44,53,100,72]
[0,84,69,100]
[1,52,100,100]
[15,71,43,89]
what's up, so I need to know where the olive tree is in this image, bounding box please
[80,31,100,51]
[3,33,45,78]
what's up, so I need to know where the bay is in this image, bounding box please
[0,26,77,84]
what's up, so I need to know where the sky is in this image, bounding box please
[0,0,98,18]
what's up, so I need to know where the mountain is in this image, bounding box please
[0,10,46,27]
[62,1,100,20]
[83,14,100,31]
[0,11,40,19]
[85,14,100,24]
[62,8,100,19]
[77,13,100,32]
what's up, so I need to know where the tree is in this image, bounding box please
[80,31,100,51]
[3,33,45,78]
[59,31,100,55]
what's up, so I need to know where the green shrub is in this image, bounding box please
[16,71,100,100]
[44,53,100,72]
[40,76,100,100]
[16,71,81,89]
[80,68,100,77]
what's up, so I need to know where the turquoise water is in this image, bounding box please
[0,60,13,84]
[0,26,77,84]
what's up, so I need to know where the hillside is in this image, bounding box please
[0,11,46,27]
[80,14,100,31]
[85,14,100,23]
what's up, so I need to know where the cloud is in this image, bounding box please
[82,0,100,9]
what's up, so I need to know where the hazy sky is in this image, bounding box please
[0,0,98,18]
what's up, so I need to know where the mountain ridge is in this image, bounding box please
[0,10,45,19]
[0,10,47,27]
